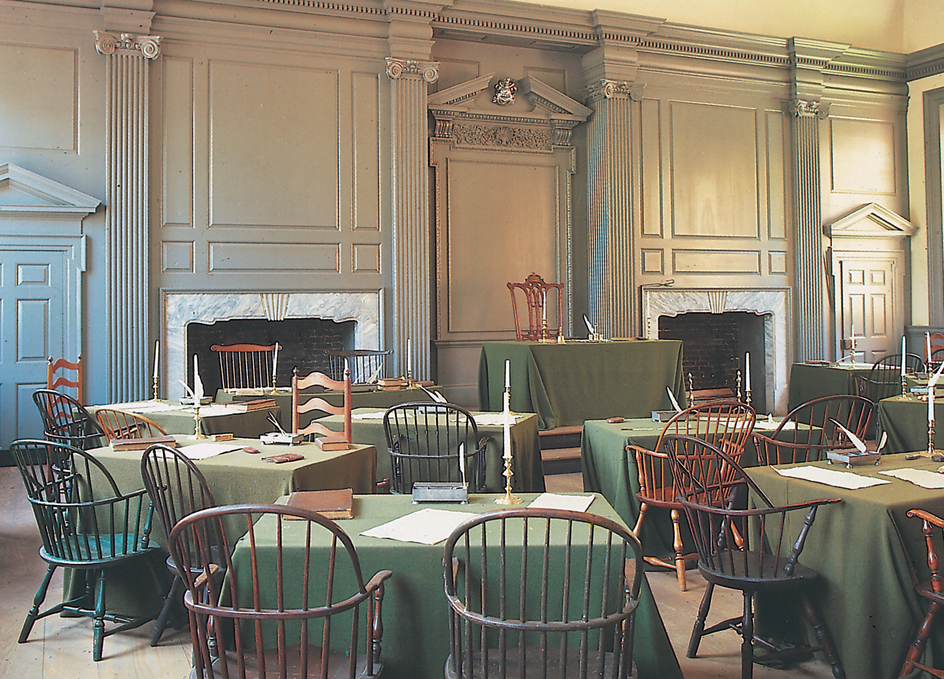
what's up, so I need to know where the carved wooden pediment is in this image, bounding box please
[429,73,591,150]
[823,202,916,239]
[0,163,100,216]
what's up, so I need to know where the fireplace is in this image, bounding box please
[643,287,791,414]
[162,291,383,399]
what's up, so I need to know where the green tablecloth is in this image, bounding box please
[787,362,873,411]
[65,436,377,617]
[229,493,684,679]
[876,395,943,454]
[478,340,685,430]
[319,408,545,493]
[216,385,443,430]
[580,417,773,559]
[748,455,944,679]
[91,400,280,438]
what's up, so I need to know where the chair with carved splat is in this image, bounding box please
[507,273,564,341]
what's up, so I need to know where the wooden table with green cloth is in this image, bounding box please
[787,362,873,410]
[90,399,281,438]
[478,340,685,430]
[581,416,777,560]
[216,384,444,430]
[748,454,944,679]
[319,407,546,493]
[64,435,377,617]
[227,493,684,679]
[876,394,941,453]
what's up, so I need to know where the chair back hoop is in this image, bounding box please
[860,353,925,401]
[326,349,392,384]
[10,438,155,563]
[32,389,105,450]
[210,343,281,391]
[382,402,488,494]
[507,272,564,341]
[754,394,874,465]
[140,444,216,542]
[657,401,757,457]
[167,503,392,679]
[47,355,83,404]
[659,434,746,508]
[442,507,643,679]
[94,407,168,440]
[291,367,352,441]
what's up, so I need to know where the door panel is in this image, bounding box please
[838,253,902,364]
[0,249,66,447]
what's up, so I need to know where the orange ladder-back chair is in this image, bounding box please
[47,355,83,404]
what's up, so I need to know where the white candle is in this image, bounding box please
[503,390,512,460]
[272,343,279,382]
[193,354,204,402]
[745,352,751,393]
[928,332,933,363]
[902,336,907,377]
[930,385,935,423]
[407,338,412,375]
[542,290,547,335]
[153,340,160,379]
[505,359,511,390]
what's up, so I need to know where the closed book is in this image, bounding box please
[110,435,178,451]
[315,436,350,451]
[285,488,354,519]
[240,398,277,411]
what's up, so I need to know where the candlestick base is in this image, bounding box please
[745,389,752,407]
[152,376,160,401]
[193,407,206,440]
[929,420,936,457]
[494,455,522,505]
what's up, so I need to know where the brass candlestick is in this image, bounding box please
[494,454,522,505]
[152,375,160,401]
[745,388,752,407]
[930,419,936,457]
[736,370,742,402]
[193,405,205,439]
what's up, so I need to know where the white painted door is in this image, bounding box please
[836,252,903,363]
[0,247,68,448]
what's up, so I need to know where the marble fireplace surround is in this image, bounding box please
[642,287,791,414]
[162,291,383,399]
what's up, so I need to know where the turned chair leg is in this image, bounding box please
[801,594,845,679]
[688,581,715,658]
[670,508,687,591]
[633,502,647,537]
[19,563,57,643]
[900,600,940,677]
[92,569,106,662]
[152,574,183,646]
[740,591,754,679]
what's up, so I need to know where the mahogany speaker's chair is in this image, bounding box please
[94,407,168,441]
[854,353,925,403]
[752,395,874,465]
[167,504,392,679]
[507,272,564,341]
[47,355,83,404]
[140,444,217,646]
[627,401,756,590]
[382,402,489,494]
[899,508,944,677]
[210,342,281,391]
[291,367,352,442]
[32,388,105,450]
[443,507,643,679]
[665,437,844,679]
[10,439,163,661]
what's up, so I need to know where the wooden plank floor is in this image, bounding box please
[2,466,836,679]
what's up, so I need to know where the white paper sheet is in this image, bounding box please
[775,465,889,489]
[177,442,244,460]
[100,400,181,413]
[879,468,944,489]
[352,411,387,420]
[194,404,252,417]
[528,493,595,512]
[471,413,524,427]
[359,508,478,545]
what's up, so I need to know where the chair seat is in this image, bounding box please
[40,535,160,568]
[445,647,636,679]
[698,554,820,591]
[196,644,382,679]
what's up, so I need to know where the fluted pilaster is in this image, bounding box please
[95,30,160,401]
[386,57,437,379]
[586,80,642,338]
[789,98,829,361]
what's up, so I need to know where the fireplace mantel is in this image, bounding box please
[161,291,383,399]
[642,287,791,414]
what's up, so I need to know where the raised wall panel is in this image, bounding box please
[16,299,49,360]
[769,251,787,275]
[163,56,194,228]
[446,158,559,334]
[765,110,786,240]
[670,102,758,238]
[353,243,380,273]
[352,72,380,231]
[17,263,49,285]
[642,249,664,274]
[829,118,896,194]
[672,249,761,274]
[641,98,663,237]
[209,61,339,228]
[162,242,194,272]
[208,242,340,272]
[0,44,75,152]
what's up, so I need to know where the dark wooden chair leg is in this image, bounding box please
[741,591,754,679]
[688,581,714,658]
[92,569,106,662]
[801,594,845,679]
[151,574,183,646]
[19,563,56,643]
[900,601,939,677]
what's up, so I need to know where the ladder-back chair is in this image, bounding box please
[507,272,564,341]
[47,355,83,404]
[291,367,352,442]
